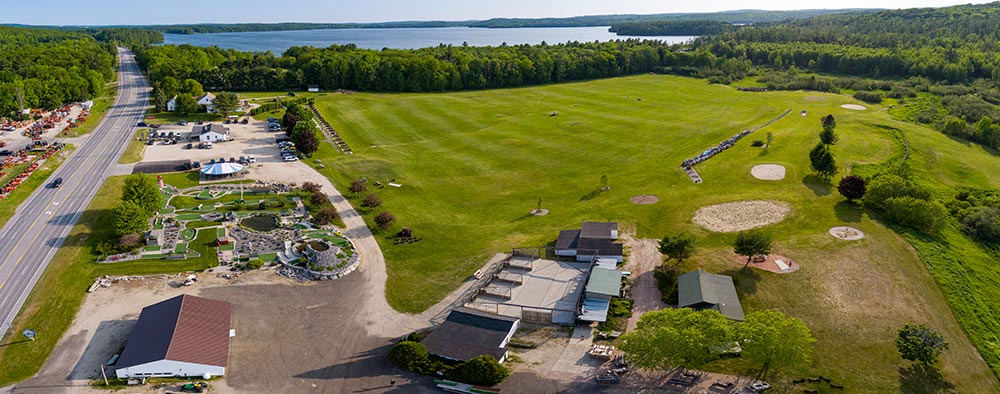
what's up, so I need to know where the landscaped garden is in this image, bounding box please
[303,74,1000,392]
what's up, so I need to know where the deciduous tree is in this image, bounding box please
[349,179,368,195]
[733,230,772,268]
[658,232,697,266]
[455,355,510,386]
[361,194,382,209]
[374,211,396,230]
[121,174,163,216]
[896,324,949,365]
[175,94,198,115]
[837,175,867,201]
[212,91,240,115]
[739,310,816,378]
[620,308,736,369]
[112,200,148,237]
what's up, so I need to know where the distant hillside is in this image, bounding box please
[472,9,877,29]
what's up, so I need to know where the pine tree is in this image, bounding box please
[809,143,838,178]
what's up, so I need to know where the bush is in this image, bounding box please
[374,211,396,230]
[864,174,931,210]
[454,355,509,386]
[608,298,633,318]
[361,194,382,209]
[959,206,1000,243]
[301,182,322,194]
[119,233,142,248]
[653,264,681,305]
[880,196,948,234]
[837,175,867,201]
[853,90,883,104]
[245,259,263,270]
[349,179,368,194]
[314,207,339,226]
[387,341,429,369]
[310,191,328,207]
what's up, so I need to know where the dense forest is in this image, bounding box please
[471,9,870,28]
[0,26,118,115]
[609,20,737,36]
[685,2,1000,150]
[137,40,725,93]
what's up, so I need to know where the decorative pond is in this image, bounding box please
[240,214,279,232]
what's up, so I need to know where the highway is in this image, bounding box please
[0,48,148,335]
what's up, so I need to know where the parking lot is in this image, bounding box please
[141,119,297,166]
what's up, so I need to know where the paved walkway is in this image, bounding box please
[547,326,605,382]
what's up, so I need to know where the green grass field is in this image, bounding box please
[308,75,1000,392]
[0,175,219,387]
[118,129,147,164]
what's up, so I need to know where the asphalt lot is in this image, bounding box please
[0,48,149,334]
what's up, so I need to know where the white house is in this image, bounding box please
[196,92,216,113]
[193,124,230,143]
[555,221,623,262]
[166,96,178,112]
[115,294,232,379]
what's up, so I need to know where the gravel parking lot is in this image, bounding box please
[142,120,294,165]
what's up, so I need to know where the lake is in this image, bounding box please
[162,26,695,54]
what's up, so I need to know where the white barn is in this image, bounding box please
[115,294,232,379]
[193,124,230,143]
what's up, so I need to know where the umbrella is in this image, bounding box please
[200,162,244,176]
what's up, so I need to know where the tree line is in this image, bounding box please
[0,26,117,115]
[136,40,722,93]
[609,20,737,36]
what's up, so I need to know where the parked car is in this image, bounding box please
[185,143,193,149]
[209,159,216,165]
[229,157,236,163]
[238,156,246,164]
[51,177,63,188]
[0,150,10,156]
[146,139,154,145]
[136,121,147,127]
[192,161,201,168]
[150,124,161,129]
[283,156,298,162]
[178,119,187,125]
[247,155,256,164]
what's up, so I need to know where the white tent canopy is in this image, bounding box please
[200,162,244,176]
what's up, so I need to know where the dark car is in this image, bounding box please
[181,162,192,171]
[192,161,201,168]
[146,139,154,145]
[150,124,161,129]
[219,157,225,163]
[136,121,147,127]
[229,157,236,163]
[0,150,10,156]
[51,177,63,188]
[238,156,246,164]
[209,159,216,165]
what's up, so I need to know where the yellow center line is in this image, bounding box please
[0,52,143,290]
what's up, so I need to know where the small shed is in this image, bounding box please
[678,269,745,321]
[307,85,320,93]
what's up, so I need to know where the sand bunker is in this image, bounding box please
[751,164,786,180]
[694,200,791,232]
[841,104,866,110]
[829,226,864,240]
[630,195,659,205]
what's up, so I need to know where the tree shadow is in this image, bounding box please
[70,320,135,380]
[720,267,761,296]
[898,363,956,394]
[579,189,604,202]
[834,200,863,222]
[758,147,770,157]
[802,175,831,196]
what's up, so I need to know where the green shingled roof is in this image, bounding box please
[678,269,745,321]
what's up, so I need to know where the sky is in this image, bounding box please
[2,0,993,25]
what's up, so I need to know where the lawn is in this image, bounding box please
[0,175,218,387]
[0,145,76,228]
[310,74,1000,392]
[118,129,147,164]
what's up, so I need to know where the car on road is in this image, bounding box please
[136,121,147,127]
[50,177,63,188]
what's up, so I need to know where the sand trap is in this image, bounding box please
[829,226,864,240]
[841,104,866,110]
[630,195,659,205]
[694,200,791,232]
[751,164,786,180]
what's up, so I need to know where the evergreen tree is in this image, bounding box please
[809,143,838,178]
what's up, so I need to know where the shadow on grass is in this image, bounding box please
[802,175,832,196]
[579,189,604,202]
[721,266,761,296]
[834,200,863,223]
[0,339,32,348]
[898,363,956,394]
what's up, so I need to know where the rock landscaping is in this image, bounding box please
[829,226,865,240]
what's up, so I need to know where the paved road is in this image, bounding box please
[0,48,148,335]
